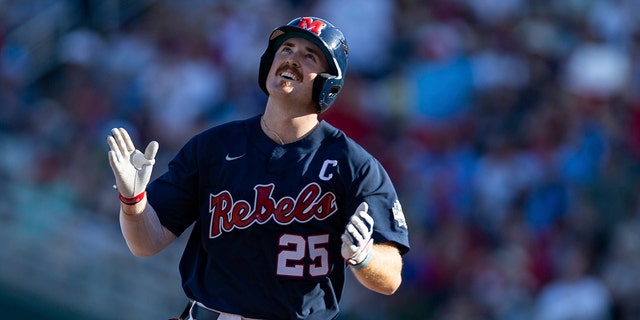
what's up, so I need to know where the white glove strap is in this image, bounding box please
[349,247,372,270]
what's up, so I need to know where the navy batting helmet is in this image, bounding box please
[258,17,349,113]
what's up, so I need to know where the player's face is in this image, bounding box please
[266,37,329,105]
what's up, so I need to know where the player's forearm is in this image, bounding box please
[119,198,177,257]
[351,243,403,295]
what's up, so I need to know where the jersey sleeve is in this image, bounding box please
[348,157,410,255]
[146,137,200,237]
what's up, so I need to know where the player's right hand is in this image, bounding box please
[107,128,158,200]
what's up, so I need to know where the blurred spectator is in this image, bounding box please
[601,213,640,320]
[532,240,612,320]
[312,0,398,78]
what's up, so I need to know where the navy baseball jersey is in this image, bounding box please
[146,115,410,319]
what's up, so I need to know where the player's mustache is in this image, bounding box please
[275,64,302,81]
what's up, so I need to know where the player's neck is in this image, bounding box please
[261,107,319,145]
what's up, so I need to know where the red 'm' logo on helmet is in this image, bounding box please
[296,17,327,35]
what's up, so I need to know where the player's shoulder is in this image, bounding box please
[199,115,257,136]
[190,115,258,144]
[319,121,377,165]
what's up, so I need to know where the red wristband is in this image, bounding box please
[119,191,146,205]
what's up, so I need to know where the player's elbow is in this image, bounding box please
[126,235,174,257]
[125,238,167,257]
[359,269,402,295]
[378,274,402,295]
[374,243,403,295]
[129,246,161,257]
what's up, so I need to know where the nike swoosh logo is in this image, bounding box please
[225,153,245,161]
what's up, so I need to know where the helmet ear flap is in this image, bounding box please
[313,73,342,113]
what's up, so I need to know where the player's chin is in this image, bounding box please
[269,82,297,95]
[281,84,296,94]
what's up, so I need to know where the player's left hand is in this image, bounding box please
[341,202,374,268]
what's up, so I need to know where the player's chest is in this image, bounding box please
[202,149,347,234]
[208,146,345,197]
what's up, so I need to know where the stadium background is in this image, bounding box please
[2,0,640,319]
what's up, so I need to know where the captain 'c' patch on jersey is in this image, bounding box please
[209,183,338,238]
[319,159,338,181]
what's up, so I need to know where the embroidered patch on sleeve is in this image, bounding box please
[392,200,407,229]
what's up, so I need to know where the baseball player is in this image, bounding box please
[107,17,410,320]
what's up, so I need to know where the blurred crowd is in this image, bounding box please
[2,0,640,319]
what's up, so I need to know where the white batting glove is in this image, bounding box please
[341,202,374,269]
[107,128,158,202]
